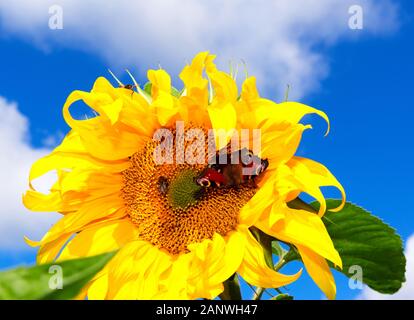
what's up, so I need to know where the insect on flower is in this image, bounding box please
[196,148,269,188]
[158,176,169,195]
[108,69,137,93]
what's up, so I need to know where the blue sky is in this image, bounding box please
[0,0,413,300]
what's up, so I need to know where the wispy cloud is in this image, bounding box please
[0,96,57,250]
[0,0,399,99]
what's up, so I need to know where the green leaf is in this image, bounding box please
[271,293,294,300]
[219,273,242,300]
[250,227,274,269]
[319,200,406,294]
[286,199,406,294]
[142,82,182,98]
[143,82,152,96]
[0,252,115,300]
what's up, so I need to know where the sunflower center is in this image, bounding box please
[121,125,258,255]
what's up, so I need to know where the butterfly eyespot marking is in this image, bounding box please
[196,177,211,187]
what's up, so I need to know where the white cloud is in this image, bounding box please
[359,234,414,300]
[0,96,58,250]
[0,0,398,99]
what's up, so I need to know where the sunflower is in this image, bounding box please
[23,52,345,300]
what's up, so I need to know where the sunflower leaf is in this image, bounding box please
[0,251,115,300]
[286,199,406,294]
[271,293,294,300]
[320,200,406,294]
[219,273,242,300]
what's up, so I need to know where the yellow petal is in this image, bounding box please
[147,69,180,126]
[118,98,156,138]
[106,241,172,299]
[260,123,310,169]
[282,101,330,135]
[157,254,192,299]
[58,168,123,196]
[154,91,177,126]
[241,76,260,103]
[186,231,245,299]
[237,227,302,288]
[147,69,172,98]
[257,206,342,268]
[87,271,109,300]
[37,195,125,249]
[208,102,237,150]
[178,95,210,128]
[62,90,145,161]
[24,131,128,215]
[91,77,156,137]
[24,167,126,215]
[206,61,238,103]
[57,219,138,261]
[287,157,346,215]
[36,233,73,264]
[28,132,93,184]
[297,245,336,300]
[255,101,330,135]
[23,189,62,212]
[239,177,276,227]
[179,51,210,98]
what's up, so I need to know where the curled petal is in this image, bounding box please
[287,157,346,215]
[237,227,302,289]
[257,206,342,269]
[62,90,146,161]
